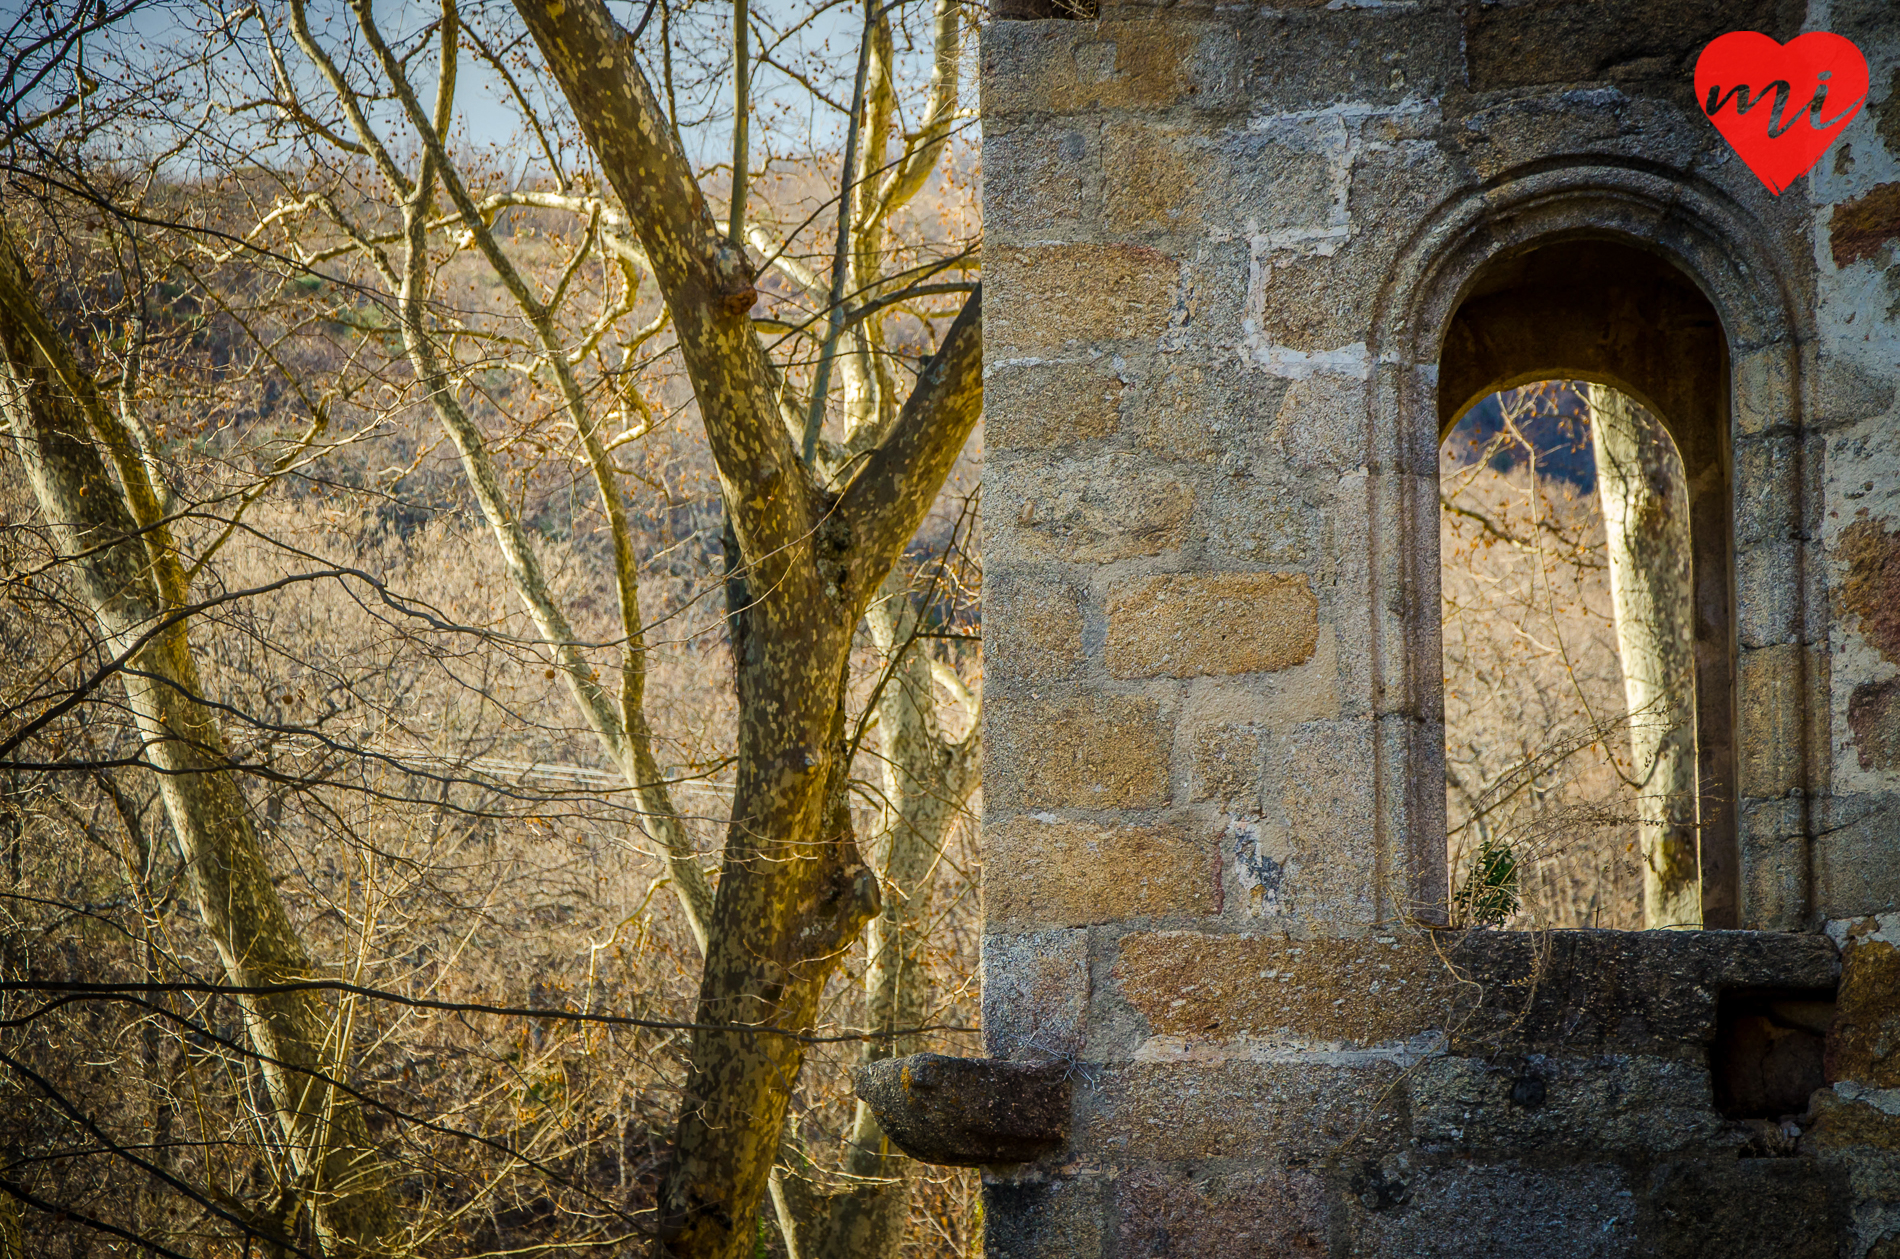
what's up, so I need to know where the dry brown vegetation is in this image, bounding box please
[1440,382,1649,930]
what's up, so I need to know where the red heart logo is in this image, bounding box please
[1695,31,1868,195]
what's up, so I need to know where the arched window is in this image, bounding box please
[1436,238,1735,929]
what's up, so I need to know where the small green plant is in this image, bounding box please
[1455,833,1521,928]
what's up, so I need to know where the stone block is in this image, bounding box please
[1280,720,1380,928]
[1122,353,1288,466]
[1116,1167,1328,1258]
[1735,541,1801,649]
[985,691,1171,812]
[1342,1162,1633,1259]
[1738,642,1813,800]
[1803,1083,1900,1153]
[1829,916,1900,1088]
[1733,345,1797,437]
[1102,121,1333,239]
[1443,928,1840,1055]
[985,360,1122,451]
[1462,0,1804,103]
[990,244,1177,355]
[984,572,1087,689]
[1813,795,1900,916]
[982,120,1099,242]
[991,452,1194,564]
[1075,1059,1404,1160]
[983,929,1091,1060]
[1636,1158,1848,1259]
[986,815,1218,934]
[982,1175,1107,1259]
[1196,473,1321,568]
[1106,572,1318,679]
[1188,721,1262,810]
[1109,931,1455,1047]
[1409,1054,1720,1155]
[1230,9,1465,112]
[1045,22,1241,115]
[1274,370,1371,474]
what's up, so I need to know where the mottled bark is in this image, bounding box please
[508,5,984,1256]
[1589,384,1701,929]
[773,572,979,1259]
[0,233,397,1254]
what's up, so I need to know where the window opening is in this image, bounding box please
[1441,381,1699,930]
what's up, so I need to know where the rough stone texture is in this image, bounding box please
[984,691,1170,812]
[1116,1167,1328,1258]
[852,1054,1069,1166]
[1076,1060,1406,1161]
[983,929,1090,1060]
[1829,916,1900,1088]
[987,816,1217,933]
[985,361,1122,452]
[1105,573,1317,678]
[1342,1163,1634,1259]
[981,1,1900,1252]
[1111,932,1454,1047]
[988,244,1176,354]
[1409,1054,1720,1154]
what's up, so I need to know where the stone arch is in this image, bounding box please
[1365,161,1815,930]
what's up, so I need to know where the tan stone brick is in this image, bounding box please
[989,244,1176,353]
[1189,721,1261,807]
[986,692,1171,811]
[993,454,1194,563]
[1106,573,1317,679]
[1738,643,1810,799]
[986,816,1217,933]
[1102,122,1332,238]
[986,361,1121,451]
[1110,931,1454,1046]
[1076,1060,1404,1160]
[985,573,1086,688]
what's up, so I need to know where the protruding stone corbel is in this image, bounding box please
[852,1053,1070,1166]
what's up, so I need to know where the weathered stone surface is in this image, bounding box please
[1116,1167,1327,1258]
[986,816,1217,933]
[1111,931,1453,1046]
[982,120,1099,241]
[989,244,1176,354]
[1444,929,1841,1054]
[1076,1060,1404,1160]
[982,1175,1107,1259]
[1409,1054,1720,1154]
[984,691,1170,811]
[1102,121,1332,238]
[1841,516,1900,667]
[853,1054,1069,1166]
[992,453,1193,563]
[1803,1083,1900,1152]
[984,572,1086,688]
[982,22,1240,118]
[984,929,1090,1060]
[1635,1158,1848,1259]
[1189,720,1261,808]
[1832,183,1900,270]
[1829,916,1900,1088]
[1738,642,1814,800]
[1814,795,1900,916]
[985,361,1122,451]
[1280,720,1380,928]
[1342,1162,1633,1259]
[1462,0,1805,101]
[1106,572,1318,679]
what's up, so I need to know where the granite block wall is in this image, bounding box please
[979,0,1900,1253]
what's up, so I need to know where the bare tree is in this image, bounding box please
[0,1,987,1256]
[1587,383,1699,929]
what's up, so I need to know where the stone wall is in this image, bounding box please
[978,1,1900,1253]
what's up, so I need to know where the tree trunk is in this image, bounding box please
[0,239,398,1255]
[772,573,979,1259]
[1588,384,1701,929]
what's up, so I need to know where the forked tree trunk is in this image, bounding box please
[0,238,398,1255]
[1588,384,1701,929]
